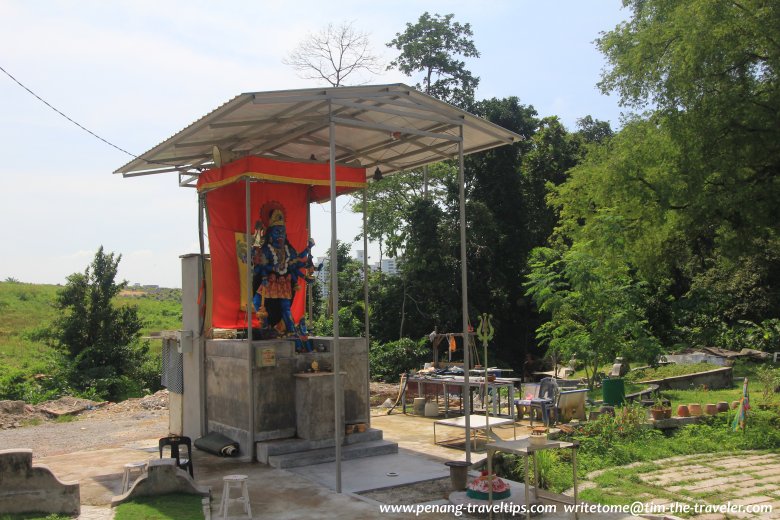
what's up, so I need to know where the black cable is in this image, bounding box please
[0,63,187,170]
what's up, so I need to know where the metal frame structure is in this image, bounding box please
[116,83,522,492]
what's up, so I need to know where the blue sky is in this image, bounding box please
[0,0,629,287]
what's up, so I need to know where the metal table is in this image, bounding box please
[404,375,519,419]
[486,438,579,520]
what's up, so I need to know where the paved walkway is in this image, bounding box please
[578,451,780,519]
[35,412,780,519]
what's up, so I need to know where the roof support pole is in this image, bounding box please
[362,188,371,428]
[458,125,471,464]
[245,179,256,461]
[328,107,343,493]
[307,195,313,322]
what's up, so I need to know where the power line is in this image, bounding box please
[0,63,182,169]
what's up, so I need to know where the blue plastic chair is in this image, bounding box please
[530,377,559,426]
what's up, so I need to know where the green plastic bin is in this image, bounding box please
[602,377,625,406]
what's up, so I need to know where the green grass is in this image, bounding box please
[113,493,204,520]
[659,360,778,410]
[624,362,722,384]
[498,361,780,497]
[0,281,182,372]
[0,282,60,374]
[0,281,182,401]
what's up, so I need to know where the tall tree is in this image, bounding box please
[399,198,459,339]
[351,162,451,260]
[526,245,659,390]
[387,12,480,107]
[596,0,780,259]
[51,247,150,401]
[547,0,780,349]
[284,21,382,87]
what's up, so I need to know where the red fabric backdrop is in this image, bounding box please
[197,158,366,330]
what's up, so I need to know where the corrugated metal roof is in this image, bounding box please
[115,84,522,186]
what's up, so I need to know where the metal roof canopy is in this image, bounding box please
[117,83,522,490]
[114,83,522,187]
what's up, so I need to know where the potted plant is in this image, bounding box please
[650,397,671,420]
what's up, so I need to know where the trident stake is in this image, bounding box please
[476,313,494,445]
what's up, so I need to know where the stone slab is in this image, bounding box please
[0,449,80,516]
[110,459,210,507]
[295,371,346,441]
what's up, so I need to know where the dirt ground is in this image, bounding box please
[0,383,399,430]
[0,390,169,430]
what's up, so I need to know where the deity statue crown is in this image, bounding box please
[268,209,285,228]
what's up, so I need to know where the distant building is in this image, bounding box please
[380,258,400,276]
[314,256,329,301]
[354,250,400,276]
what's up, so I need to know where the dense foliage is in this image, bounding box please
[387,12,480,107]
[325,4,780,378]
[368,337,430,383]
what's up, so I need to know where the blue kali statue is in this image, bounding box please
[251,207,317,344]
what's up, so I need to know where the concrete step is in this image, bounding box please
[266,439,398,469]
[257,428,383,464]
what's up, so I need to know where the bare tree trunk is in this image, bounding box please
[400,279,406,339]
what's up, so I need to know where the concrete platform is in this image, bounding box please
[24,411,637,519]
[289,448,451,493]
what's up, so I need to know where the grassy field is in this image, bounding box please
[0,281,182,375]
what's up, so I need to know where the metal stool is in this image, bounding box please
[121,461,148,493]
[218,474,252,519]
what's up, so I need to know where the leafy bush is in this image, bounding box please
[369,337,429,382]
[720,319,780,353]
[309,306,364,338]
[754,365,780,403]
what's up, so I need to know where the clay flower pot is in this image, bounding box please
[677,405,690,417]
[650,408,668,421]
[356,423,367,433]
[716,402,729,413]
[688,403,703,416]
[704,404,718,415]
[345,424,355,435]
[732,400,741,409]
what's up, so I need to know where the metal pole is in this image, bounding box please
[458,125,471,463]
[307,196,313,323]
[362,188,371,427]
[245,179,256,461]
[329,106,343,493]
[198,194,207,436]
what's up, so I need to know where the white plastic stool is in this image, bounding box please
[218,474,252,519]
[121,461,148,493]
